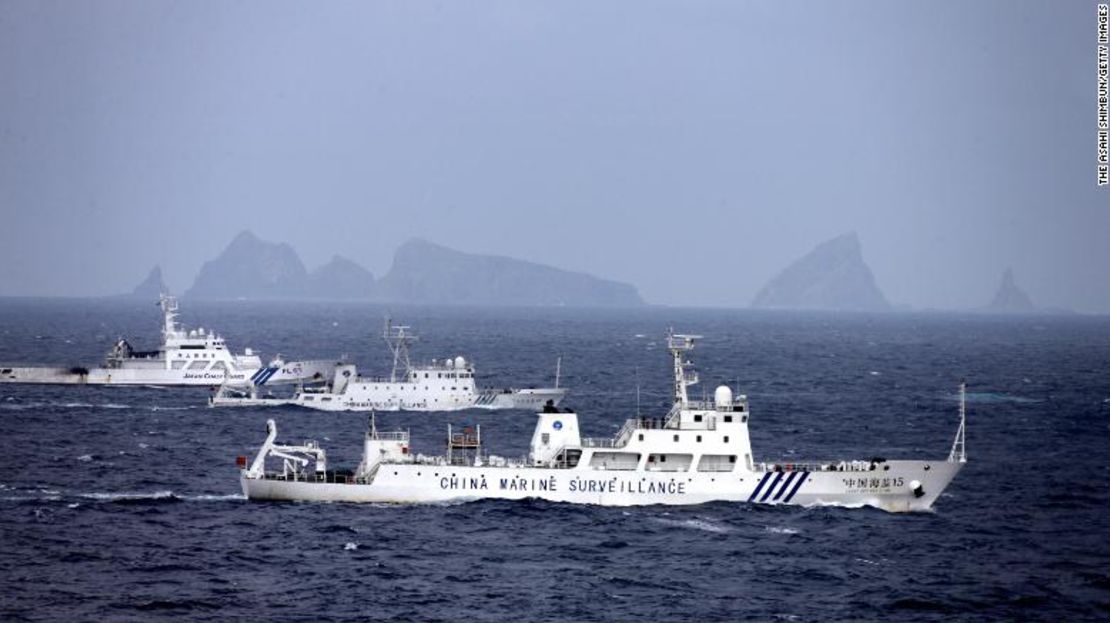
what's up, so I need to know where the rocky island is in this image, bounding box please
[752,232,890,312]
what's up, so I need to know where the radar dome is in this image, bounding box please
[445,358,454,369]
[455,356,466,368]
[714,385,733,409]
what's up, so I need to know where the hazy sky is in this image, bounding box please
[1,1,1106,310]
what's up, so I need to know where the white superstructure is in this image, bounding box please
[0,295,332,387]
[240,332,966,512]
[211,319,566,411]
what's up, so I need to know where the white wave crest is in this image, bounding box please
[80,490,176,501]
[653,517,730,533]
[186,493,245,501]
[765,526,799,535]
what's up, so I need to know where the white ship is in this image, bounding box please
[239,332,967,512]
[211,319,566,412]
[0,295,332,387]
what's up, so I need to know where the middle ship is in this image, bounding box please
[211,319,566,412]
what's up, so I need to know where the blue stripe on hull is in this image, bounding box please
[748,472,773,502]
[759,472,784,502]
[772,472,799,501]
[255,367,278,386]
[782,471,810,503]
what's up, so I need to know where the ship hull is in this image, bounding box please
[213,387,568,411]
[0,360,333,387]
[241,459,962,512]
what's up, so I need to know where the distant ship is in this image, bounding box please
[0,295,331,387]
[238,332,966,512]
[210,319,567,412]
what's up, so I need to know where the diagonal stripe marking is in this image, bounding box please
[256,367,278,386]
[748,472,773,502]
[772,472,799,501]
[783,471,810,503]
[760,472,785,502]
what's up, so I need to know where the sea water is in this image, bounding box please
[1,299,1108,621]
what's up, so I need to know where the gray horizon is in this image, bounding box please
[1,1,1106,311]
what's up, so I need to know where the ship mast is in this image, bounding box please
[667,329,701,406]
[949,381,968,463]
[383,317,416,383]
[159,294,180,342]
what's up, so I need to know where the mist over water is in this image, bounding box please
[1,299,1108,620]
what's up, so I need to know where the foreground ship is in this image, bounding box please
[0,295,331,387]
[240,333,966,512]
[212,319,566,412]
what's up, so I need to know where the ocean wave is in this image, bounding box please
[1,401,135,411]
[81,490,179,502]
[186,493,245,501]
[765,526,799,535]
[956,392,1040,404]
[652,517,730,533]
[76,491,245,504]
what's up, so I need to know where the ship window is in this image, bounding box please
[724,415,733,423]
[187,360,207,370]
[696,454,737,472]
[724,436,730,443]
[696,435,702,442]
[638,434,643,441]
[425,373,429,378]
[171,361,186,370]
[694,414,702,422]
[673,434,679,442]
[210,361,226,372]
[741,415,748,423]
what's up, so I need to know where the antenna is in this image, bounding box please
[949,381,967,463]
[383,316,416,382]
[635,366,641,417]
[555,356,562,389]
